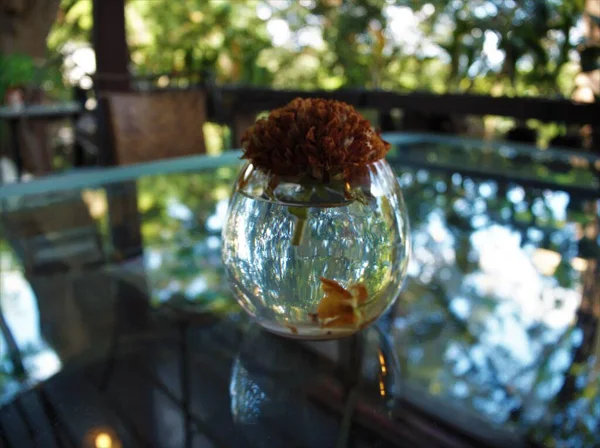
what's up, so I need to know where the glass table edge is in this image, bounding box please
[1,132,598,200]
[0,151,244,200]
[384,131,600,163]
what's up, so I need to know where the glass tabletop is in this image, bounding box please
[0,132,598,447]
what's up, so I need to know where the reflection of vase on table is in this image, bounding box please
[229,324,402,447]
[222,98,410,339]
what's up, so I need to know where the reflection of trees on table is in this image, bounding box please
[389,165,599,444]
[130,155,599,444]
[535,217,599,447]
[136,167,241,313]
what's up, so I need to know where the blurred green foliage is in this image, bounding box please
[45,0,589,97]
[0,53,36,99]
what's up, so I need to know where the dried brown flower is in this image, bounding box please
[241,98,390,183]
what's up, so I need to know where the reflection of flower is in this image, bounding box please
[241,98,390,183]
[315,277,368,327]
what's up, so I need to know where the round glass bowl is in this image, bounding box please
[222,159,410,339]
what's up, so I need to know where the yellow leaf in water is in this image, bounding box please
[316,277,368,327]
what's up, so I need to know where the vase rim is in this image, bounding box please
[235,158,395,207]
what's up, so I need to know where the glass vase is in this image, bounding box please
[222,159,410,339]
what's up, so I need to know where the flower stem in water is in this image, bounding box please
[289,206,308,246]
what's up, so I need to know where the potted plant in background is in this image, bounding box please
[0,53,37,107]
[0,53,36,105]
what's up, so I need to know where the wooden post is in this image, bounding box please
[92,0,130,92]
[92,0,143,260]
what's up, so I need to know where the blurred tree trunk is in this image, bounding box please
[584,0,600,51]
[573,0,600,102]
[0,0,60,59]
[572,0,599,150]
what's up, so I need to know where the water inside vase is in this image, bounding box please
[222,191,408,339]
